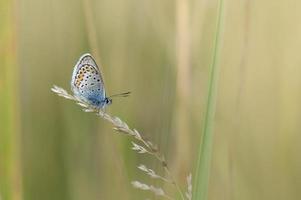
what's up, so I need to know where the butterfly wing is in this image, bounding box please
[71,53,106,107]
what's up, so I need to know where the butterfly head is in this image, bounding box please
[104,97,112,105]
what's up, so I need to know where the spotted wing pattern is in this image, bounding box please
[71,54,106,107]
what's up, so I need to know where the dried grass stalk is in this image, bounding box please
[51,85,189,200]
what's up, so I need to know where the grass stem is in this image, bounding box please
[51,86,186,200]
[192,0,224,199]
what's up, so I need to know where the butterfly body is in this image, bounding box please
[71,53,112,108]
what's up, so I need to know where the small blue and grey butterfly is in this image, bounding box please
[71,53,130,109]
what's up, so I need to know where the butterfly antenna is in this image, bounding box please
[109,91,131,98]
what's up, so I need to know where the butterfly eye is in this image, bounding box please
[105,98,112,105]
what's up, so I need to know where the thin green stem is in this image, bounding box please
[135,135,186,200]
[164,166,186,200]
[192,0,224,199]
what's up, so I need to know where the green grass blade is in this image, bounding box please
[192,0,224,199]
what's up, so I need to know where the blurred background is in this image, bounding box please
[1,0,301,199]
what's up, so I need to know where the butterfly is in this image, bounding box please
[71,53,130,109]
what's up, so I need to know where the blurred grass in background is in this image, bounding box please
[0,0,22,199]
[1,0,301,200]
